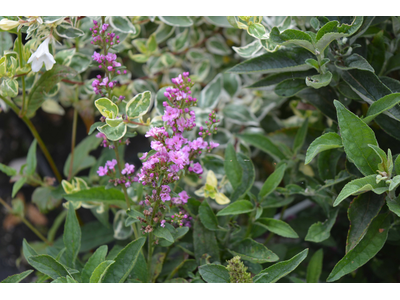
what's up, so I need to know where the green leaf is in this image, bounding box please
[256,218,299,238]
[274,78,308,97]
[305,209,339,243]
[95,98,119,119]
[199,201,219,231]
[232,40,262,58]
[327,214,390,282]
[305,71,332,89]
[305,132,343,164]
[254,249,309,283]
[12,177,27,198]
[0,163,16,176]
[197,74,223,109]
[26,65,77,117]
[153,227,174,243]
[32,186,61,213]
[125,91,152,119]
[224,143,242,188]
[81,245,108,283]
[259,163,286,199]
[0,269,33,283]
[298,87,338,121]
[386,195,400,217]
[27,254,71,280]
[97,123,127,141]
[247,23,267,39]
[26,139,37,175]
[229,153,255,202]
[334,100,380,176]
[334,175,388,207]
[193,218,220,264]
[102,237,146,283]
[293,118,308,154]
[22,239,38,260]
[154,23,174,43]
[230,238,278,263]
[315,17,363,52]
[109,16,137,34]
[63,134,101,177]
[206,34,231,56]
[306,249,323,283]
[56,25,84,38]
[228,47,314,74]
[89,260,115,283]
[335,53,375,73]
[158,16,193,27]
[389,175,400,192]
[63,205,81,268]
[248,70,317,89]
[364,93,400,123]
[64,186,127,208]
[198,264,230,283]
[238,133,286,161]
[270,27,315,53]
[150,252,165,282]
[346,193,385,253]
[217,200,254,216]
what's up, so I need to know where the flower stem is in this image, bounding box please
[0,95,62,182]
[16,30,27,117]
[0,197,52,246]
[67,107,78,180]
[112,141,132,208]
[147,198,161,283]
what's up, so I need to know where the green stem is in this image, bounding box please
[67,108,78,180]
[147,198,161,283]
[0,95,62,182]
[112,141,132,208]
[0,197,51,246]
[16,30,27,117]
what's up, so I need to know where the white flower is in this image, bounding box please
[27,37,56,72]
[0,18,19,31]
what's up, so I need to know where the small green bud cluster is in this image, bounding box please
[226,256,253,283]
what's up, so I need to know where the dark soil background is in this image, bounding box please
[0,106,149,281]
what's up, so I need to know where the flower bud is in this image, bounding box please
[0,18,19,31]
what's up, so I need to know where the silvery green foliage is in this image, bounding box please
[2,16,400,283]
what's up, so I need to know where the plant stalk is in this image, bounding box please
[112,141,132,208]
[16,30,27,117]
[0,95,62,182]
[0,198,51,246]
[67,108,78,180]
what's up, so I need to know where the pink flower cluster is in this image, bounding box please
[136,73,220,228]
[90,20,127,95]
[97,159,138,188]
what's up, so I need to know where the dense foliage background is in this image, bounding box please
[2,16,400,283]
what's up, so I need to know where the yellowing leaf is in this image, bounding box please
[215,192,230,205]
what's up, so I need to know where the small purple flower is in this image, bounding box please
[178,191,189,204]
[97,166,108,176]
[121,163,135,175]
[160,220,166,228]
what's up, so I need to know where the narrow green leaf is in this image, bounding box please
[158,16,193,27]
[259,163,286,199]
[334,100,380,176]
[364,93,400,123]
[275,78,308,97]
[334,175,388,207]
[0,163,17,177]
[386,195,400,217]
[224,143,242,187]
[327,214,390,282]
[229,238,279,263]
[63,206,81,269]
[64,186,127,208]
[150,252,165,282]
[228,47,314,74]
[293,118,309,154]
[248,70,317,89]
[23,239,38,260]
[305,132,343,164]
[81,245,108,283]
[256,218,299,238]
[254,249,309,283]
[1,270,33,283]
[270,27,315,53]
[229,153,255,201]
[89,260,115,283]
[335,53,375,72]
[26,139,37,175]
[198,264,230,283]
[102,237,146,283]
[27,254,71,280]
[305,209,339,243]
[306,249,323,283]
[12,177,27,198]
[346,193,385,253]
[199,201,219,231]
[238,133,286,161]
[216,200,254,216]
